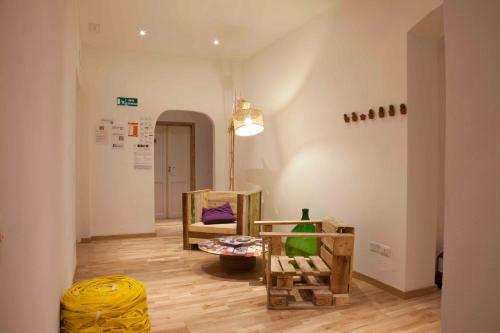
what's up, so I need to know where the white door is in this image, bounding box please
[167,126,191,218]
[154,125,167,219]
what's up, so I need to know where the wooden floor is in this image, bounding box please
[74,220,441,333]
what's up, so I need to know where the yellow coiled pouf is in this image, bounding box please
[60,275,151,333]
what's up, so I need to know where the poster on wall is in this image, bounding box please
[139,117,154,145]
[128,122,139,137]
[95,124,108,144]
[134,143,153,169]
[111,124,126,149]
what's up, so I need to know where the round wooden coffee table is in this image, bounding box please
[199,235,266,272]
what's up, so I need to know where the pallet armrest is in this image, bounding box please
[242,190,263,196]
[260,232,353,238]
[185,188,211,194]
[255,220,322,225]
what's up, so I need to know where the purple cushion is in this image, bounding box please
[202,202,236,225]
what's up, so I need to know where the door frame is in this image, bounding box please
[156,121,196,192]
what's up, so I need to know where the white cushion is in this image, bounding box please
[188,222,236,235]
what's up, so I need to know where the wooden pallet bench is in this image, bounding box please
[257,218,355,309]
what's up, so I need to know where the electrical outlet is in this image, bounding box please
[371,242,392,257]
[370,241,381,253]
[381,245,392,257]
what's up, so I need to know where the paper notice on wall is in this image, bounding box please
[139,117,154,145]
[111,124,126,149]
[100,118,114,125]
[95,124,108,144]
[128,122,139,137]
[134,143,153,169]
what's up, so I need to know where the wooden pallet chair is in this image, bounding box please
[182,189,262,249]
[256,218,354,309]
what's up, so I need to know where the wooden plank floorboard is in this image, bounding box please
[74,220,441,333]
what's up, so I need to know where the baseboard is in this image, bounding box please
[79,233,156,243]
[353,271,438,299]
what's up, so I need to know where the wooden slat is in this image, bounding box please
[321,236,334,253]
[188,223,236,234]
[333,236,354,256]
[294,256,313,273]
[269,289,288,308]
[187,231,236,239]
[331,255,350,294]
[182,193,190,250]
[322,217,340,233]
[236,194,244,235]
[272,301,335,310]
[262,225,272,232]
[310,256,330,273]
[320,245,333,269]
[278,256,296,274]
[266,238,272,305]
[299,275,330,289]
[254,220,322,225]
[270,236,282,255]
[270,289,288,296]
[333,293,350,306]
[293,284,329,290]
[276,276,293,290]
[249,192,262,237]
[303,275,321,286]
[271,271,330,277]
[187,188,211,193]
[207,192,238,214]
[312,289,333,306]
[270,256,282,273]
[193,192,203,223]
[261,225,271,284]
[323,217,355,234]
[261,232,353,238]
[316,222,323,255]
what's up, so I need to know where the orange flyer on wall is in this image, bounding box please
[128,122,139,137]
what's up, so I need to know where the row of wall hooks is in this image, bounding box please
[344,104,407,123]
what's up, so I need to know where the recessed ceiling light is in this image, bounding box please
[213,39,220,46]
[139,30,147,37]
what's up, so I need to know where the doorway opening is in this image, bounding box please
[154,110,214,221]
[406,5,445,291]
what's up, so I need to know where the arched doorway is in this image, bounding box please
[154,110,214,221]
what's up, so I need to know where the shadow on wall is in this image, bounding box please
[241,7,333,115]
[242,160,280,218]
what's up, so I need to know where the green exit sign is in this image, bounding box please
[117,97,138,107]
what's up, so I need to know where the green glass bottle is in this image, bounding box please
[285,208,318,257]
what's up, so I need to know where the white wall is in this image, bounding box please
[442,0,500,331]
[157,110,214,190]
[238,0,442,291]
[0,0,79,332]
[406,6,445,291]
[77,47,230,238]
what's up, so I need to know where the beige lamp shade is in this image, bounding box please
[232,108,264,136]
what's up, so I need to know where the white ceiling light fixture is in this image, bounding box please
[139,29,147,37]
[213,39,220,46]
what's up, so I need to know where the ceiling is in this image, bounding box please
[78,0,335,60]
